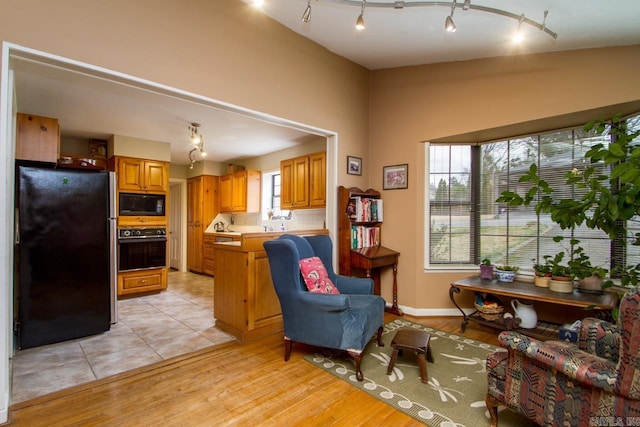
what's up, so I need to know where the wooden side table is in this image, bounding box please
[350,245,403,315]
[386,329,434,383]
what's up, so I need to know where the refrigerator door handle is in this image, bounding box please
[14,209,19,244]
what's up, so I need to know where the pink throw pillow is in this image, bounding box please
[299,257,339,294]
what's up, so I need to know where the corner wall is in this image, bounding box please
[369,45,640,311]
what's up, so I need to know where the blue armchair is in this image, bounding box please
[263,234,385,381]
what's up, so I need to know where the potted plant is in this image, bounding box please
[496,115,640,306]
[568,243,608,294]
[495,265,519,283]
[479,258,494,280]
[532,256,552,287]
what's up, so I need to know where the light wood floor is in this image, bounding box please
[6,314,500,426]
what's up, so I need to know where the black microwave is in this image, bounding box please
[119,193,165,216]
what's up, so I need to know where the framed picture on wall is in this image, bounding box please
[383,164,408,190]
[347,156,362,175]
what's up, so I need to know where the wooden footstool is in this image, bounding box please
[386,329,434,383]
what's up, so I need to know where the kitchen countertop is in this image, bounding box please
[212,229,328,252]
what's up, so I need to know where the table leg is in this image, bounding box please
[449,285,469,333]
[387,260,403,315]
[416,351,428,383]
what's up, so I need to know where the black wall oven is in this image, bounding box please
[118,227,167,271]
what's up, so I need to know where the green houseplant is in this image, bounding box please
[497,114,640,300]
[532,256,552,287]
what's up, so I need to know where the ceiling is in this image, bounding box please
[10,1,640,166]
[254,0,640,70]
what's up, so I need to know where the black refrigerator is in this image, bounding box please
[15,165,116,349]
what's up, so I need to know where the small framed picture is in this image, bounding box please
[383,164,408,190]
[347,156,362,176]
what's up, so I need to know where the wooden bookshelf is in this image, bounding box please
[338,186,402,315]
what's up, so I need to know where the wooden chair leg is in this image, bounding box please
[486,393,499,427]
[284,337,293,361]
[348,350,364,381]
[376,326,384,347]
[386,348,399,376]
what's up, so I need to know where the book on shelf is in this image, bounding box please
[351,225,381,249]
[347,196,383,223]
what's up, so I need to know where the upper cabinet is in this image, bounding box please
[116,156,168,193]
[219,169,261,213]
[15,113,60,163]
[281,151,326,209]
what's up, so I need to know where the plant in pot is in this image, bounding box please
[479,258,494,280]
[497,115,640,300]
[569,243,608,294]
[495,265,519,283]
[532,256,553,287]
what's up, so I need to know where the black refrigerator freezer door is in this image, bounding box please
[17,166,111,349]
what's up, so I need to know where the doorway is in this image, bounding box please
[169,181,184,271]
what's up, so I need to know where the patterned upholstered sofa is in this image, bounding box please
[486,291,640,426]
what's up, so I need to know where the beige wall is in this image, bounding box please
[0,0,371,186]
[370,45,640,310]
[2,1,640,316]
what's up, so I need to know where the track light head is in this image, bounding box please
[445,15,456,32]
[355,0,366,30]
[302,1,311,22]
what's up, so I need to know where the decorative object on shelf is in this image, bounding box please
[187,122,207,169]
[495,265,519,282]
[549,278,574,293]
[532,256,552,287]
[479,258,494,280]
[383,163,408,190]
[288,0,558,41]
[473,293,503,321]
[347,155,362,175]
[511,299,537,329]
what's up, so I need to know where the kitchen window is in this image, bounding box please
[425,112,640,273]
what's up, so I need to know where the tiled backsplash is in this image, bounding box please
[207,209,326,233]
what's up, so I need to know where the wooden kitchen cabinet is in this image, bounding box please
[219,170,261,213]
[116,156,168,192]
[187,175,219,274]
[118,267,167,296]
[309,151,326,207]
[202,234,216,275]
[15,113,60,163]
[281,151,326,209]
[213,245,282,342]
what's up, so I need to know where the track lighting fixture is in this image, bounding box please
[287,0,557,40]
[355,1,366,31]
[187,123,207,169]
[513,14,525,43]
[301,0,311,23]
[445,1,456,32]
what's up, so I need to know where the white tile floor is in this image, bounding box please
[10,271,234,404]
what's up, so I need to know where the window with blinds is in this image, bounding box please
[426,113,640,274]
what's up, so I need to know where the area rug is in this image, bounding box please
[303,319,535,427]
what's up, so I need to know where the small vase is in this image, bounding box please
[495,270,516,282]
[479,265,494,280]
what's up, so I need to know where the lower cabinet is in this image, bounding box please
[202,235,216,276]
[213,247,282,342]
[118,268,167,296]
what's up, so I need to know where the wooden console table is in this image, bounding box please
[351,246,403,315]
[450,276,618,341]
